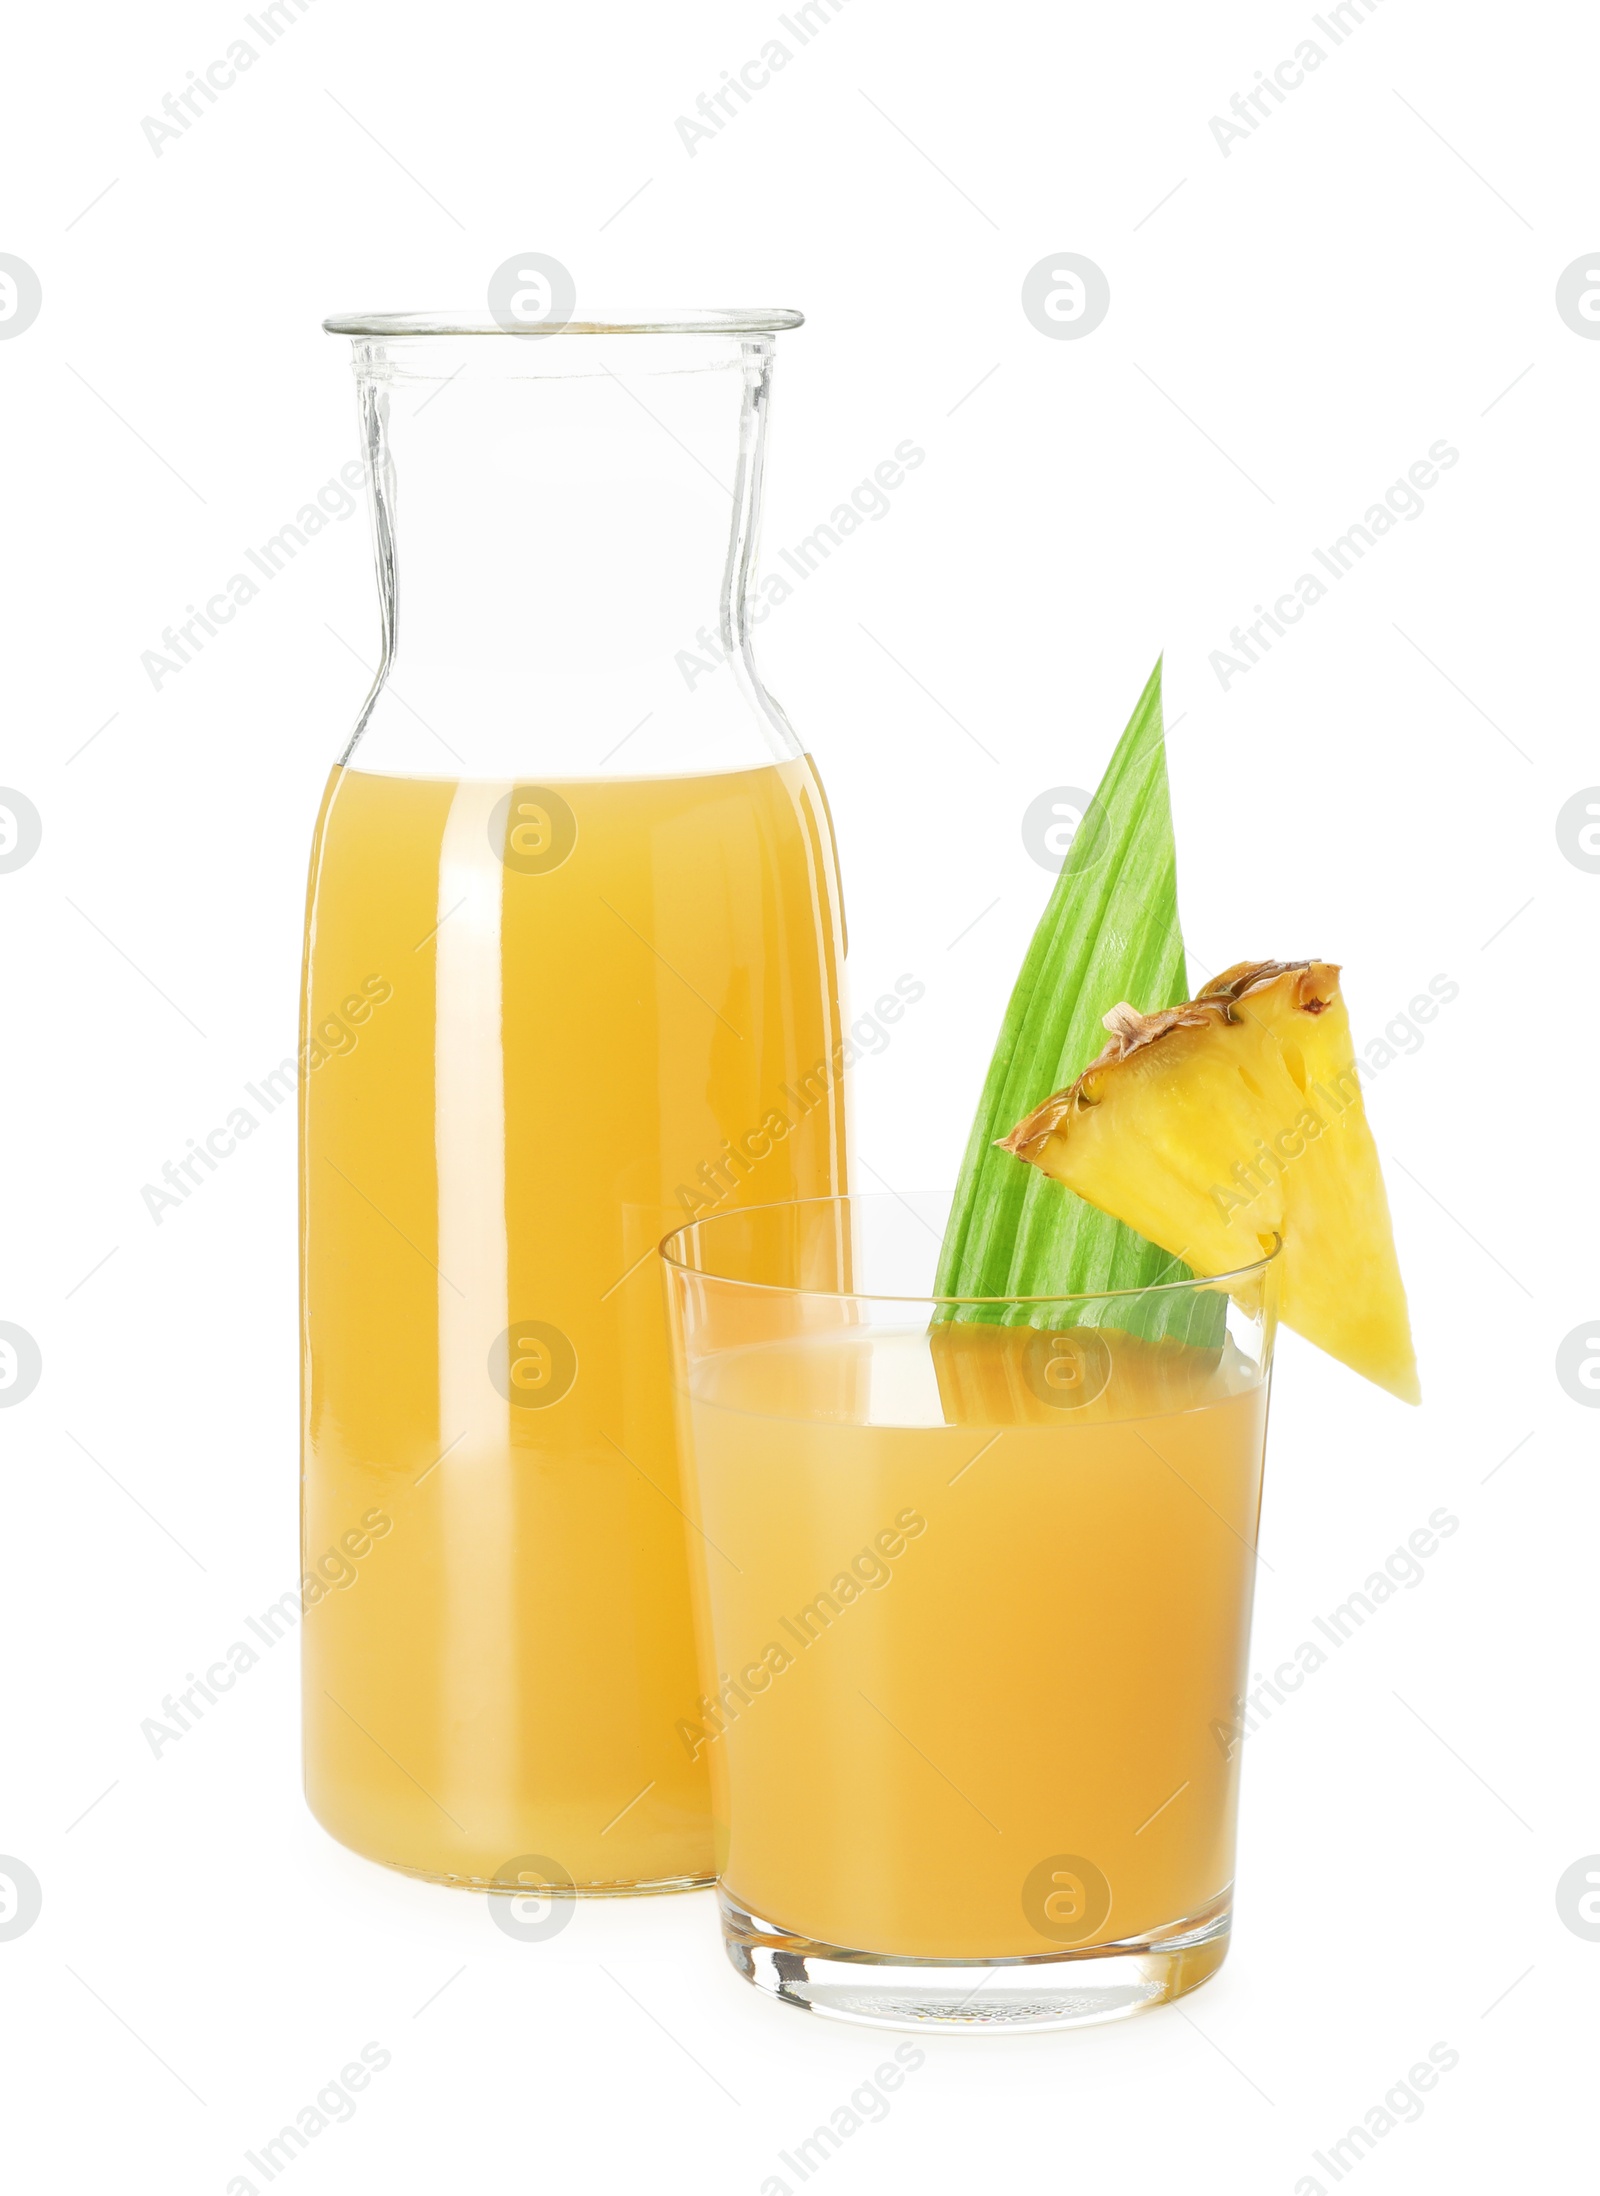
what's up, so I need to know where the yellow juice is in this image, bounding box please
[681,1322,1267,1959]
[299,758,846,1888]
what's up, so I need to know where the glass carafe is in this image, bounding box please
[300,308,848,1891]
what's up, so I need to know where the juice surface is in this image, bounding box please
[682,1323,1267,1957]
[300,759,846,1887]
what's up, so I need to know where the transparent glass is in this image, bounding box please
[299,313,848,1895]
[664,1195,1278,2029]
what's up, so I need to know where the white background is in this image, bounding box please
[2,0,1594,2188]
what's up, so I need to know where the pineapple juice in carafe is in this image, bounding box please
[300,312,846,1889]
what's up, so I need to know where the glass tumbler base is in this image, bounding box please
[719,1887,1231,2032]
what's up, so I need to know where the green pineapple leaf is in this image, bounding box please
[934,657,1220,1343]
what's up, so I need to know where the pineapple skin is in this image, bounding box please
[1001,962,1420,1404]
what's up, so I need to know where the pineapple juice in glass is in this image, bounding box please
[300,310,847,1891]
[664,1193,1277,2028]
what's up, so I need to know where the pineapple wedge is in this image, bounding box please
[999,961,1419,1402]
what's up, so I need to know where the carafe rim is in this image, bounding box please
[322,306,804,338]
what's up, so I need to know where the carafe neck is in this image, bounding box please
[340,330,800,781]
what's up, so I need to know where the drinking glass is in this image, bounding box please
[664,1193,1278,2028]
